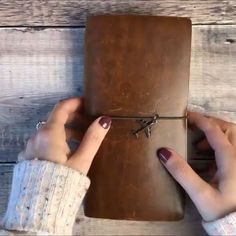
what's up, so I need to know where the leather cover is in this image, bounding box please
[84,15,191,221]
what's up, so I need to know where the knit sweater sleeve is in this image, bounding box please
[202,212,236,235]
[2,160,236,236]
[0,160,90,235]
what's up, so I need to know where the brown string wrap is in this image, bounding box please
[106,114,187,138]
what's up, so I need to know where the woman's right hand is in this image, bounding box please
[157,112,236,222]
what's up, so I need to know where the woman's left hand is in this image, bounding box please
[18,97,111,175]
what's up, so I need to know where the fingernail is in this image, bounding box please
[99,116,112,129]
[156,148,172,163]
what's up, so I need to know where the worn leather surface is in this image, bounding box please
[84,15,191,221]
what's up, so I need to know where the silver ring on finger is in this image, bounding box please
[36,121,46,130]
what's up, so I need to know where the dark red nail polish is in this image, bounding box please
[99,116,112,129]
[157,148,172,163]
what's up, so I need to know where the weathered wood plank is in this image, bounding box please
[0,164,207,235]
[188,25,236,121]
[0,28,85,161]
[0,26,235,161]
[187,24,236,160]
[0,0,235,26]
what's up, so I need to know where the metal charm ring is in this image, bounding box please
[36,121,46,130]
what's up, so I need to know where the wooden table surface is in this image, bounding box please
[0,1,235,235]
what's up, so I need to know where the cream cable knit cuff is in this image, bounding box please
[1,160,90,235]
[202,212,236,235]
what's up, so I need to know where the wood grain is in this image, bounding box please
[188,25,236,122]
[0,164,208,235]
[0,25,235,161]
[0,0,235,26]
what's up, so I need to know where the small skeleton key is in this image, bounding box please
[132,114,159,138]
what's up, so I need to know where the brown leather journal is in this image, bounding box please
[84,15,191,221]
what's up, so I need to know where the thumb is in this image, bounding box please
[66,116,111,175]
[157,147,222,221]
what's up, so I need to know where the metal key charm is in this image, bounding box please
[132,114,159,138]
